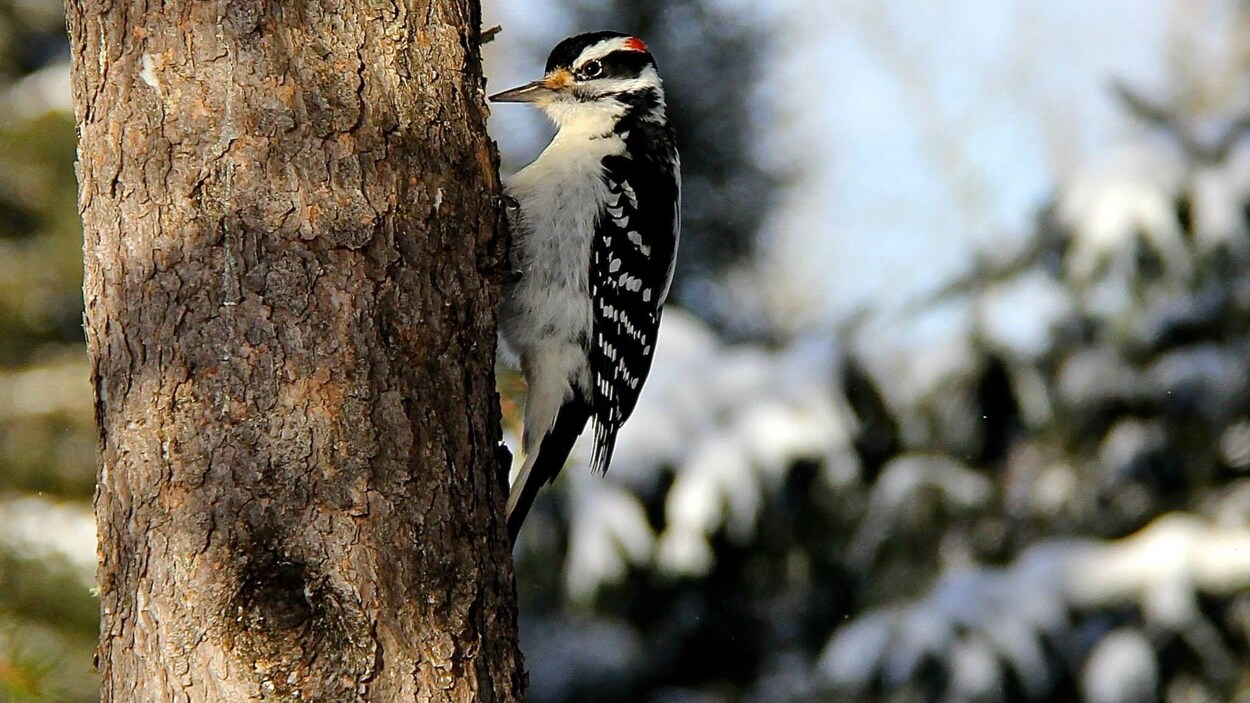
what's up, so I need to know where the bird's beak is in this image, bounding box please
[489,80,553,103]
[490,70,573,103]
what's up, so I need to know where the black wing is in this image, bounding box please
[587,151,680,474]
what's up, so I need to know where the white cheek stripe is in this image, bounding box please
[582,66,663,99]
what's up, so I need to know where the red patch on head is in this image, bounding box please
[623,37,649,53]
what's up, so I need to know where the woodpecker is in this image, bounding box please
[491,31,680,542]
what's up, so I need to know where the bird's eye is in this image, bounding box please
[580,60,603,79]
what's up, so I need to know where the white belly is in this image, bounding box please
[498,126,624,391]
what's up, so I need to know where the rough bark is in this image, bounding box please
[66,1,522,700]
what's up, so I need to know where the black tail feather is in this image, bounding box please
[508,397,592,544]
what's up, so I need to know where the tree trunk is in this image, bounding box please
[66,1,522,700]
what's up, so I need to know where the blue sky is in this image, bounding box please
[484,0,1245,329]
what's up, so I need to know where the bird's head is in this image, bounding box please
[490,31,666,129]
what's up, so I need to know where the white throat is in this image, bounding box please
[540,98,628,136]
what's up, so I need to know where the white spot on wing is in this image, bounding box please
[619,273,643,291]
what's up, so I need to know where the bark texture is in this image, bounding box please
[67,1,522,700]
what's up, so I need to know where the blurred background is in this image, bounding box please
[2,0,1250,701]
